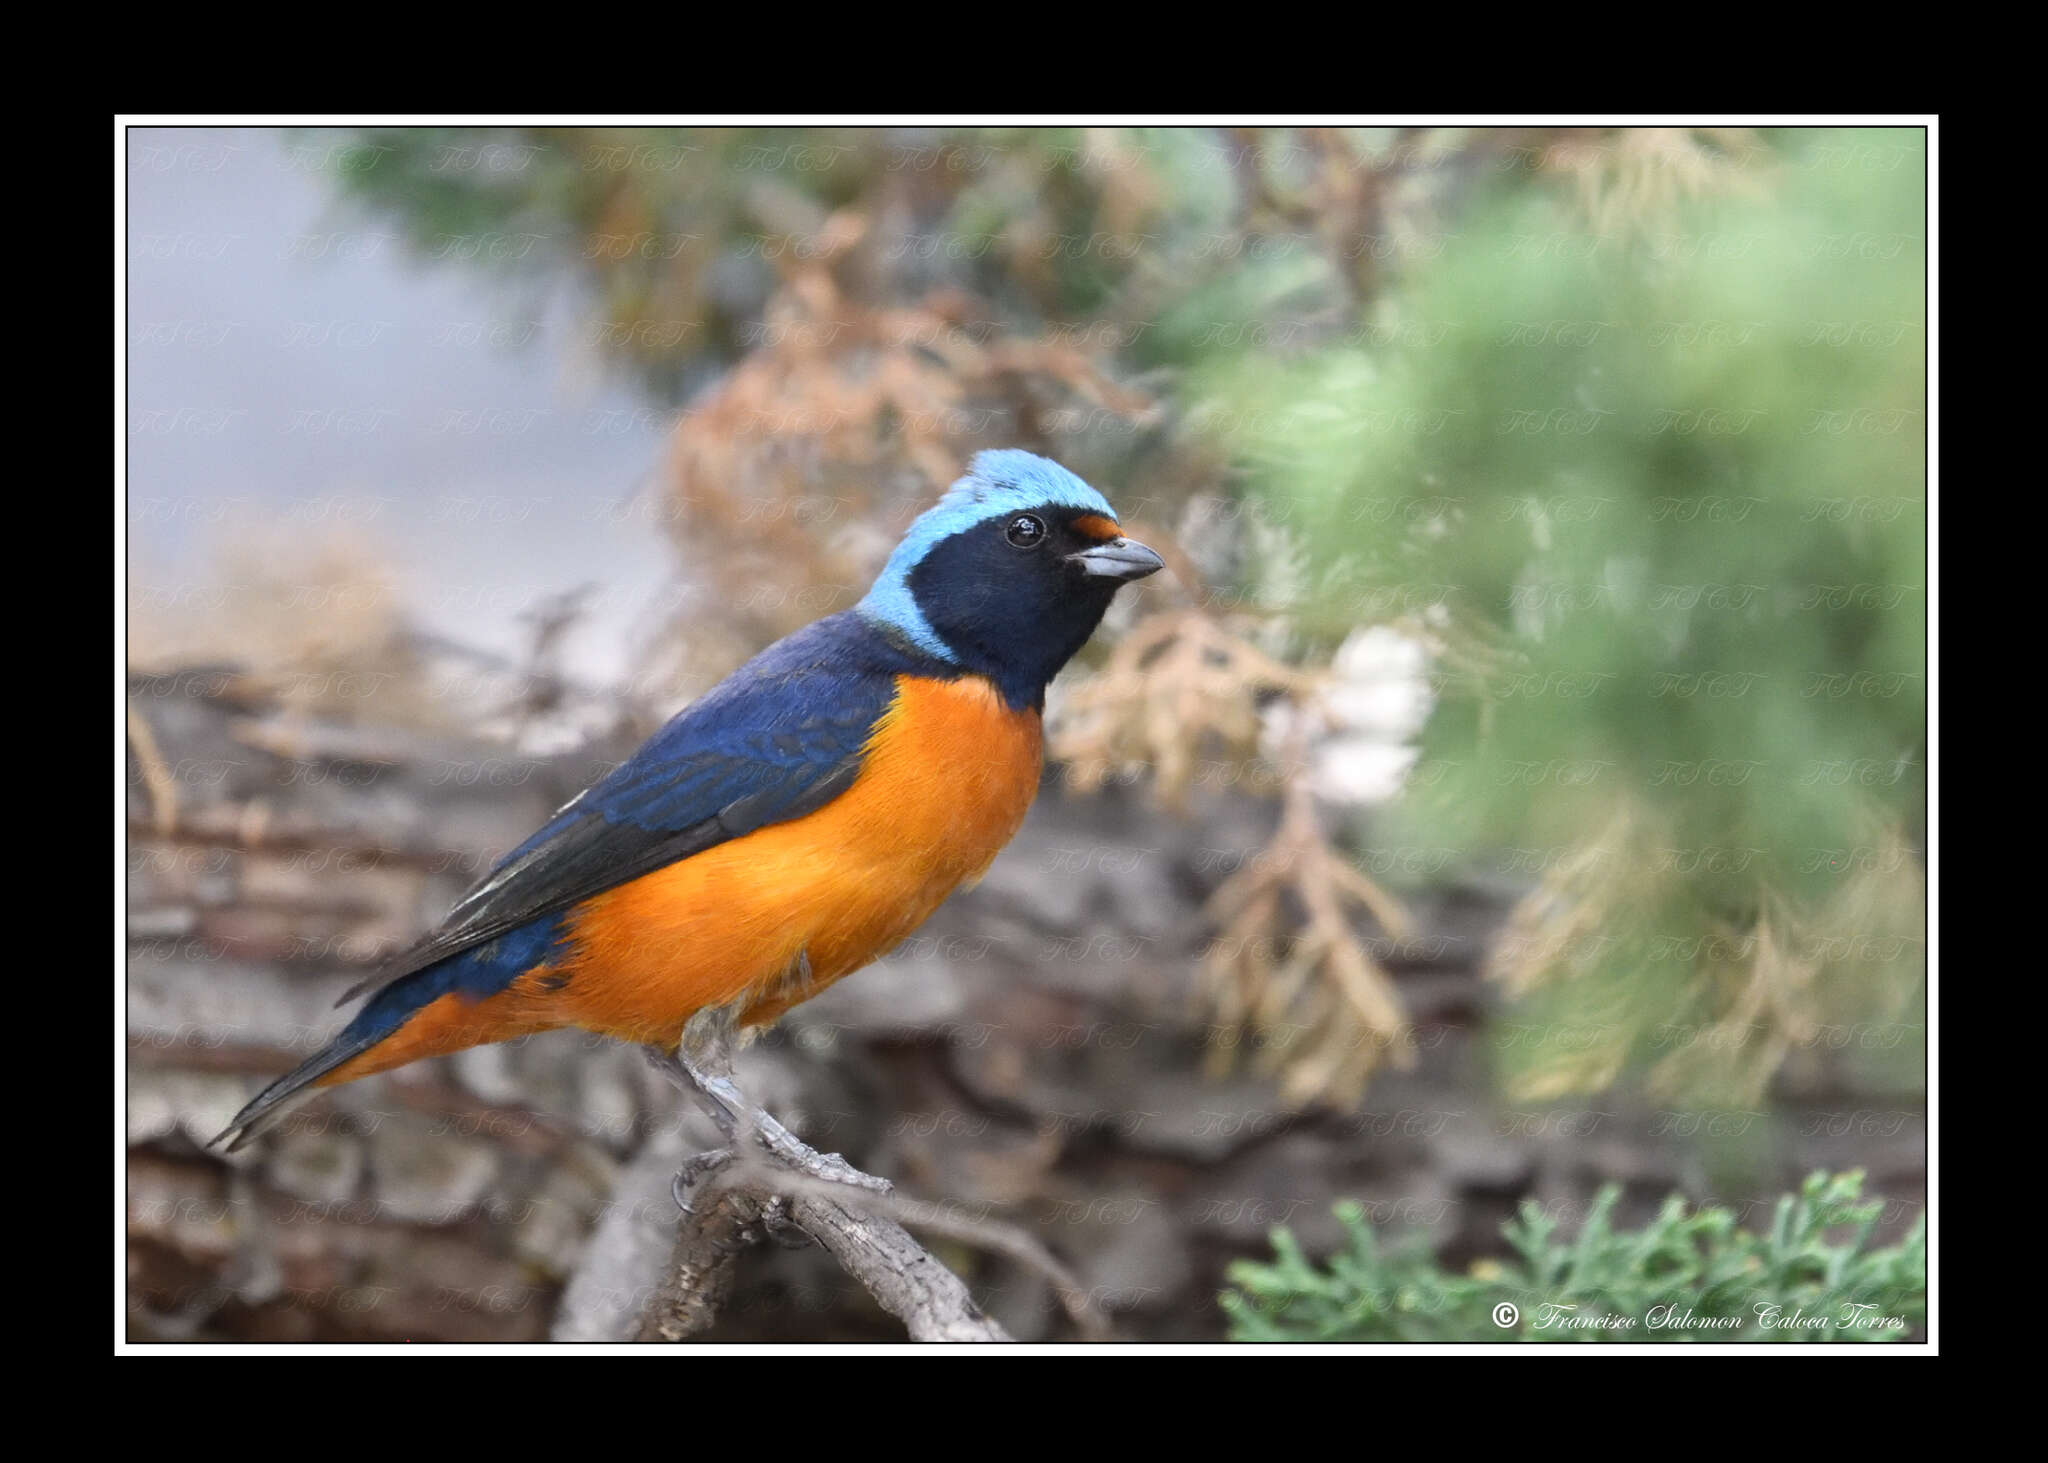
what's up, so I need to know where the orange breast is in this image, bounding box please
[319,673,1043,1087]
[543,672,1042,1042]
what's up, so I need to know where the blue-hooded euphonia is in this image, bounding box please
[215,450,1162,1149]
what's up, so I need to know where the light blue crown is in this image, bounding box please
[856,450,1118,661]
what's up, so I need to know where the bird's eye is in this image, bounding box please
[1005,513,1047,549]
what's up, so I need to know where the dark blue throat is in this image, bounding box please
[907,519,1122,711]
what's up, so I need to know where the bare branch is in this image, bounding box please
[635,1177,768,1342]
[637,1151,1014,1343]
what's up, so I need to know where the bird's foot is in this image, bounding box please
[742,1106,892,1195]
[670,1147,735,1215]
[669,1149,808,1251]
[644,1045,893,1206]
[758,1196,814,1249]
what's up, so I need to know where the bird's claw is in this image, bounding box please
[759,1196,812,1249]
[670,1147,735,1215]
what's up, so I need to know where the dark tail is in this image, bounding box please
[210,1024,386,1153]
[212,918,560,1151]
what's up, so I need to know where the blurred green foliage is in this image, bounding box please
[1191,129,1926,1105]
[1223,1171,1925,1343]
[1205,132,1924,868]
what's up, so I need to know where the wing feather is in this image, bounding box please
[336,614,920,1006]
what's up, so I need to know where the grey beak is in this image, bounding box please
[1069,536,1165,582]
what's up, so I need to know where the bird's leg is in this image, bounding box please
[646,990,890,1206]
[667,1003,744,1138]
[670,1046,890,1194]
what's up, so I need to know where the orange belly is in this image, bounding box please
[325,673,1041,1080]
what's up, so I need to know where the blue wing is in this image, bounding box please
[341,612,940,1001]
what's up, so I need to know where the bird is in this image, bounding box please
[214,449,1163,1153]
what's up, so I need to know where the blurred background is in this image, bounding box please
[124,125,1927,1343]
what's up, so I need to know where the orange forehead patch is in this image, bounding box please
[1069,513,1122,543]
